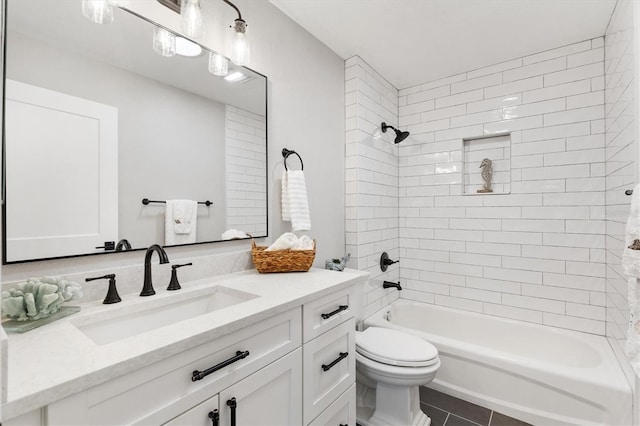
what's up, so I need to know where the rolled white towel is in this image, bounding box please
[265,232,298,251]
[293,235,314,250]
[221,229,249,240]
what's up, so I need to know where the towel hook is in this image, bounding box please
[282,148,304,171]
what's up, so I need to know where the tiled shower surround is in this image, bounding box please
[345,56,400,318]
[604,0,636,380]
[397,38,606,334]
[347,37,616,335]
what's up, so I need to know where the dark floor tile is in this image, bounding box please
[490,412,532,426]
[420,387,491,426]
[420,403,449,426]
[445,414,482,426]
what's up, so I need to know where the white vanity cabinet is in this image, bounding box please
[46,308,302,426]
[302,286,357,426]
[4,277,363,426]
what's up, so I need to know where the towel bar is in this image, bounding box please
[141,198,213,206]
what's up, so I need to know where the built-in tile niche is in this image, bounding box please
[462,133,511,195]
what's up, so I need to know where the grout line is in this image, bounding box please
[444,413,450,425]
[488,410,494,426]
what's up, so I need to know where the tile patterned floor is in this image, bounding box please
[419,387,532,426]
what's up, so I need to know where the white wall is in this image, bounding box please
[397,38,607,335]
[605,0,637,384]
[2,0,345,286]
[345,56,400,318]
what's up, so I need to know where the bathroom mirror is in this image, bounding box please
[2,0,268,263]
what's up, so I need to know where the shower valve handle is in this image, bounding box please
[380,252,399,272]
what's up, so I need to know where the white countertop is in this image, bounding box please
[3,268,368,420]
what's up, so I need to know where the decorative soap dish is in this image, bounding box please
[2,306,81,333]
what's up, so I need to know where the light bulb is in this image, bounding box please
[208,53,229,77]
[153,28,176,57]
[231,20,250,66]
[181,0,204,39]
[82,0,114,24]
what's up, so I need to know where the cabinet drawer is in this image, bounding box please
[48,308,301,425]
[303,318,355,424]
[303,286,356,342]
[163,395,219,426]
[308,384,356,426]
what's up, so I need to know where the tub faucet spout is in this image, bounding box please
[383,281,402,291]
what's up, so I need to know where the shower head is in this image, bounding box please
[381,122,410,144]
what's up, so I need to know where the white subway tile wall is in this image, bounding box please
[345,56,400,318]
[225,105,267,236]
[605,0,636,381]
[398,38,607,335]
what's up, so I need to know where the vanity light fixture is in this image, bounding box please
[209,52,229,76]
[153,27,176,57]
[181,0,204,38]
[222,0,250,66]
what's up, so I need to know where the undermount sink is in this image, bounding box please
[71,286,259,345]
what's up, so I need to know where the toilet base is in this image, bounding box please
[356,381,431,426]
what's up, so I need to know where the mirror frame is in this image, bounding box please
[1,2,269,264]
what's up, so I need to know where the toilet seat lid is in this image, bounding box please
[356,327,439,367]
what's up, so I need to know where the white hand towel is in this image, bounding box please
[281,170,311,231]
[265,232,298,251]
[622,183,640,375]
[293,235,314,250]
[165,200,197,245]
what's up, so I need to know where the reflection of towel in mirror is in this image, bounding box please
[281,170,311,231]
[623,183,640,376]
[165,200,197,245]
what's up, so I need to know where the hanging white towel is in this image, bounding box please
[622,183,640,375]
[165,200,197,245]
[281,170,311,231]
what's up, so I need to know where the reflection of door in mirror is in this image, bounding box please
[5,79,118,261]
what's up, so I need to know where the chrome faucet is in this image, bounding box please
[141,244,169,296]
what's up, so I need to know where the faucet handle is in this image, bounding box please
[167,263,193,291]
[85,274,122,304]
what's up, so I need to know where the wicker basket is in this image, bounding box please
[251,240,316,273]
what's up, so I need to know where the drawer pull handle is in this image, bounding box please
[208,409,219,426]
[192,351,250,381]
[322,351,348,372]
[321,305,348,320]
[227,397,237,426]
[339,424,348,426]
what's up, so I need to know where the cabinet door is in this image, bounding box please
[163,395,219,426]
[219,349,302,426]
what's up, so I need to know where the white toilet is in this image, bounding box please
[355,327,441,426]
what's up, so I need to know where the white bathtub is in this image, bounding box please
[365,299,632,426]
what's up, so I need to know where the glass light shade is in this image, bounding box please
[231,31,250,66]
[153,28,176,57]
[82,0,114,24]
[181,0,204,39]
[208,53,229,77]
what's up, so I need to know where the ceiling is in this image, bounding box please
[270,0,617,89]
